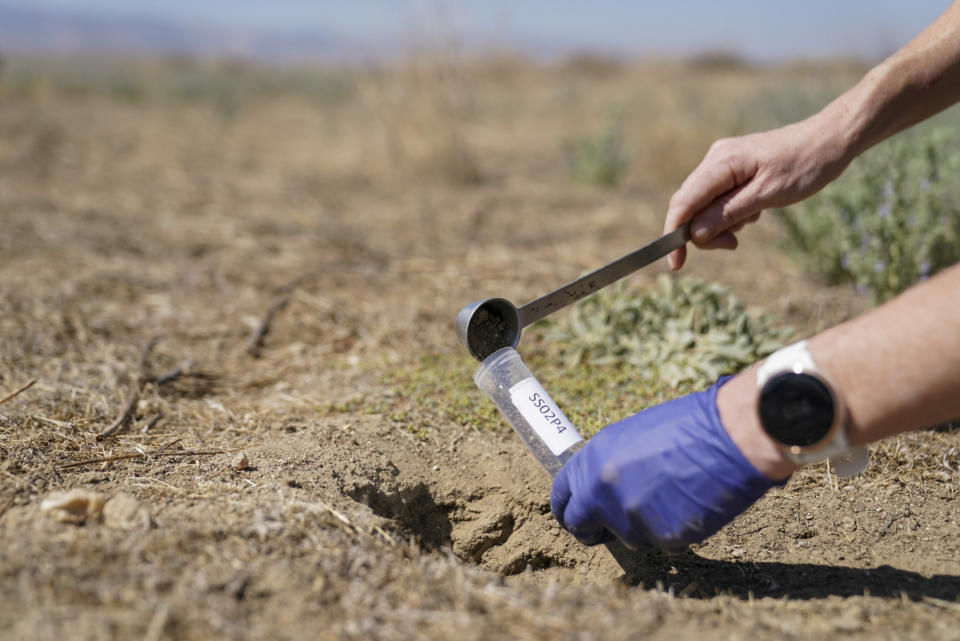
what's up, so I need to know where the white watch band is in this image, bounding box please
[757,340,868,476]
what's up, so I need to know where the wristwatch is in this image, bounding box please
[756,340,868,477]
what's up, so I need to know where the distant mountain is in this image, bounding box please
[0,3,636,64]
[0,4,371,61]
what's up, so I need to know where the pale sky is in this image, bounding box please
[3,0,954,61]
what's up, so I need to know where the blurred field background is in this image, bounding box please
[3,2,960,640]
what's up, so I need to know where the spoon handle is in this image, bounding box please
[517,222,690,327]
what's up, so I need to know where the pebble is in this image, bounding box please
[41,490,152,529]
[40,489,106,524]
[77,472,110,485]
[231,452,250,471]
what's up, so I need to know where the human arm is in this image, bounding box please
[722,261,960,480]
[551,263,960,548]
[664,0,960,270]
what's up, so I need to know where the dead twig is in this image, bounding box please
[150,364,186,386]
[922,596,960,613]
[879,507,911,538]
[0,379,37,406]
[99,336,160,439]
[58,445,250,470]
[141,414,163,433]
[32,415,74,429]
[137,336,160,371]
[246,297,290,358]
[100,384,143,438]
[289,499,358,535]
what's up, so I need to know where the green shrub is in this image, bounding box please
[777,127,960,303]
[564,113,629,188]
[540,275,791,389]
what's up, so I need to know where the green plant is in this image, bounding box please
[564,112,630,188]
[777,127,960,303]
[540,275,791,389]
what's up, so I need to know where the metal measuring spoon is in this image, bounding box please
[456,222,691,360]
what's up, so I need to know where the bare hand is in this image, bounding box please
[664,117,854,270]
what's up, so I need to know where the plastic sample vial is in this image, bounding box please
[474,347,584,477]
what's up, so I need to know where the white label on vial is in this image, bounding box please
[509,377,583,456]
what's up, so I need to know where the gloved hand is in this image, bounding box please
[550,377,787,550]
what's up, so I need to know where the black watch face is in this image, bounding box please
[758,373,835,447]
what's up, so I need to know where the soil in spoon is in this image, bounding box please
[468,306,511,360]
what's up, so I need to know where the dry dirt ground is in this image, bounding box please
[2,60,960,640]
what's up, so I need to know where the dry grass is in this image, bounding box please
[1,55,958,641]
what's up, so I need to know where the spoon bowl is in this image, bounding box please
[455,298,522,360]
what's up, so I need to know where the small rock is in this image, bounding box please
[841,516,857,532]
[103,492,151,530]
[77,472,110,485]
[432,465,440,472]
[231,453,250,471]
[40,489,106,524]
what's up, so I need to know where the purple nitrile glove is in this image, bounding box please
[550,377,787,551]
